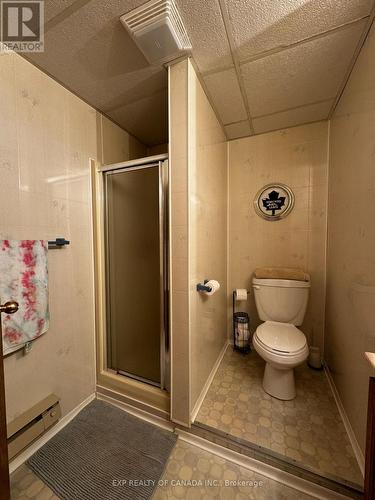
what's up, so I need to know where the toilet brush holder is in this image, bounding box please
[308,346,322,370]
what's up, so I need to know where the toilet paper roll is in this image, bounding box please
[204,280,220,296]
[235,289,248,301]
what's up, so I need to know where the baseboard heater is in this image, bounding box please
[7,394,61,460]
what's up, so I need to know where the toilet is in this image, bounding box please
[252,269,310,400]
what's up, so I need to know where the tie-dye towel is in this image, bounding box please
[0,240,49,355]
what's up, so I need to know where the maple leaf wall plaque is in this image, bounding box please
[254,184,295,221]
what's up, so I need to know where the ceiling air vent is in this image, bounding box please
[120,0,191,65]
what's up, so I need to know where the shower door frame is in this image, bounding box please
[91,154,170,414]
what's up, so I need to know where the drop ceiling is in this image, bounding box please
[24,0,375,145]
[177,0,375,139]
[24,0,168,146]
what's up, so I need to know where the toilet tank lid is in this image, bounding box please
[253,277,310,288]
[254,267,310,282]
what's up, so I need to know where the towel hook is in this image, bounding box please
[48,238,70,249]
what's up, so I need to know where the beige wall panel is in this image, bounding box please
[100,115,146,165]
[326,23,375,453]
[169,60,190,425]
[228,121,329,352]
[187,60,228,412]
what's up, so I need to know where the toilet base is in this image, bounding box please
[263,363,296,400]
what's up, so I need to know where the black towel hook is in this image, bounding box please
[48,238,70,249]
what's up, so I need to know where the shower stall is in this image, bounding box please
[96,155,169,394]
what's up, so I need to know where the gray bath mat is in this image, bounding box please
[27,399,177,500]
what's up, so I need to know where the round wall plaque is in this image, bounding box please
[254,183,295,221]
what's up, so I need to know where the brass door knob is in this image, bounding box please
[0,301,19,314]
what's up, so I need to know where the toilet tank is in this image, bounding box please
[252,278,310,325]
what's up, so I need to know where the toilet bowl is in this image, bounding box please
[253,321,309,400]
[252,269,310,400]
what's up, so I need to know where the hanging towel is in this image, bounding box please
[0,240,49,355]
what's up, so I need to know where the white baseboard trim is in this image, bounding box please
[97,393,175,433]
[191,341,229,423]
[177,429,349,500]
[324,363,365,476]
[9,393,96,474]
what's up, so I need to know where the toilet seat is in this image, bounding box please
[252,321,309,399]
[254,321,307,355]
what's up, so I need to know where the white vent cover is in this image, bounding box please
[120,0,191,65]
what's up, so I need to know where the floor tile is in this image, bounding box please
[153,440,316,499]
[10,464,57,499]
[11,440,317,499]
[196,348,363,485]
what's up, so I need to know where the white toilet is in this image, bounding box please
[252,270,310,400]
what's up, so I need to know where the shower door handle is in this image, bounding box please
[0,301,19,314]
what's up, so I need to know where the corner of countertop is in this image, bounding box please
[365,352,375,371]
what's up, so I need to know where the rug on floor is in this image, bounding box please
[27,399,177,500]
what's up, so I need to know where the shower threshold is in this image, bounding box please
[188,421,363,499]
[117,369,161,389]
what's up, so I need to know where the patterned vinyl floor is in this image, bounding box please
[196,347,363,486]
[152,439,316,499]
[11,440,317,499]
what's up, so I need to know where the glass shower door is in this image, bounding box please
[104,162,167,388]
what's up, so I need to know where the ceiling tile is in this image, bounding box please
[225,120,252,139]
[204,68,247,124]
[44,0,147,24]
[25,0,168,145]
[224,0,373,61]
[176,0,233,73]
[43,0,79,23]
[17,0,372,145]
[253,100,333,134]
[109,90,168,146]
[85,67,167,113]
[32,1,151,88]
[241,21,366,117]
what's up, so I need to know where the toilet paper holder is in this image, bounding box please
[196,279,212,292]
